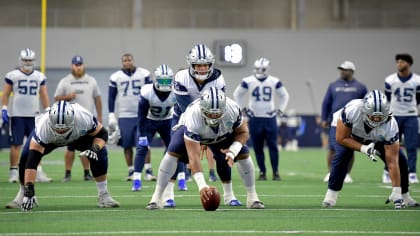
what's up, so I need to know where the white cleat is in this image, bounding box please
[409,173,419,184]
[322,200,336,208]
[145,174,157,181]
[5,199,22,209]
[97,192,120,208]
[36,171,53,183]
[382,170,391,184]
[247,200,265,209]
[8,169,19,183]
[403,194,420,207]
[344,174,353,183]
[323,173,330,183]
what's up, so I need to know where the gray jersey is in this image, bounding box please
[331,99,399,145]
[54,73,101,113]
[33,103,97,146]
[4,69,47,117]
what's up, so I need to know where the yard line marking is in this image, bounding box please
[2,208,420,215]
[1,230,420,235]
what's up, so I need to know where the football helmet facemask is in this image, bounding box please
[48,101,75,137]
[253,57,270,79]
[154,64,174,92]
[200,87,226,127]
[363,90,391,128]
[19,48,36,71]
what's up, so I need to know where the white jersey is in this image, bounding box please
[109,67,151,118]
[33,103,97,146]
[140,84,177,121]
[54,73,101,113]
[331,99,399,145]
[181,97,243,145]
[385,72,420,116]
[233,75,289,118]
[4,69,47,117]
[173,69,226,115]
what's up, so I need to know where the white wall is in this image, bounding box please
[1,28,419,114]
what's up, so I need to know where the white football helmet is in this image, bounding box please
[154,64,174,92]
[200,87,226,127]
[253,57,270,79]
[186,44,215,81]
[19,48,36,71]
[363,90,391,128]
[48,101,75,137]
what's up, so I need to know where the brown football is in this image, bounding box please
[201,186,221,211]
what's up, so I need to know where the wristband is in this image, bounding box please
[193,172,208,191]
[228,141,243,157]
[360,145,369,154]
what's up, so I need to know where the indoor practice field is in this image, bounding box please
[0,147,419,236]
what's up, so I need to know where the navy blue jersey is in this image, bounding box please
[321,78,367,123]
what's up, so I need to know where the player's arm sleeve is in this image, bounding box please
[144,75,152,84]
[321,86,332,121]
[384,82,392,102]
[275,81,289,112]
[233,81,248,108]
[108,81,117,113]
[137,96,150,136]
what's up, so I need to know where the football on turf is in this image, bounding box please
[200,186,221,211]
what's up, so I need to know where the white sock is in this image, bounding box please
[37,165,43,172]
[133,172,141,181]
[324,189,339,204]
[128,166,134,171]
[177,172,185,180]
[150,153,178,203]
[162,181,175,201]
[96,180,108,195]
[237,158,258,200]
[222,182,236,203]
[145,163,152,170]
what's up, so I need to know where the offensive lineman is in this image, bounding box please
[132,64,177,192]
[5,100,119,210]
[233,57,289,181]
[384,53,420,184]
[146,88,264,210]
[1,48,52,183]
[108,53,154,181]
[322,90,418,209]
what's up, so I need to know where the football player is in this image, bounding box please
[5,100,119,210]
[1,48,52,183]
[233,57,289,181]
[322,90,419,209]
[131,64,176,192]
[146,88,264,210]
[108,53,154,181]
[384,54,420,184]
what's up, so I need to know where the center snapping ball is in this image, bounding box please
[201,186,221,211]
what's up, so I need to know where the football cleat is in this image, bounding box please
[323,173,330,183]
[321,200,335,208]
[97,192,120,208]
[36,171,53,183]
[344,174,353,183]
[248,201,265,209]
[131,179,142,191]
[226,199,242,206]
[403,194,420,207]
[258,173,267,181]
[209,174,218,182]
[125,169,134,181]
[5,199,22,209]
[385,198,405,209]
[409,173,419,184]
[273,173,281,181]
[382,170,391,184]
[8,169,19,183]
[145,174,157,181]
[163,199,176,208]
[146,202,160,210]
[62,174,71,183]
[178,179,188,191]
[84,173,94,181]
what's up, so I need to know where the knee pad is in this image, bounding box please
[89,147,108,177]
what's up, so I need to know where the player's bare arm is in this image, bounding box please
[336,119,363,151]
[184,138,202,174]
[220,121,250,166]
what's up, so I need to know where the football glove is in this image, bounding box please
[108,112,117,130]
[80,149,98,161]
[1,106,8,126]
[360,143,380,162]
[21,183,39,211]
[107,126,121,145]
